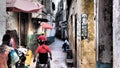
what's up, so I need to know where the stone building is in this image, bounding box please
[32,0,55,45]
[66,0,112,68]
[66,0,120,68]
[67,0,95,68]
[112,0,120,68]
[39,0,55,44]
[0,0,54,52]
[55,0,68,40]
[95,0,112,68]
[0,0,6,44]
[6,0,44,48]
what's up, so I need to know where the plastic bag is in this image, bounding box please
[10,50,19,64]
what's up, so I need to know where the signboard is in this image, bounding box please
[81,14,88,40]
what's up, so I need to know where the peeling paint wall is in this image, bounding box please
[95,0,113,68]
[97,0,112,63]
[79,0,95,68]
[6,12,38,47]
[6,12,18,31]
[0,0,6,44]
[77,0,83,67]
[68,0,95,68]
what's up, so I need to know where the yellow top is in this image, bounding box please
[25,49,32,65]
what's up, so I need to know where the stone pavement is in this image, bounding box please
[29,38,67,68]
[50,38,67,68]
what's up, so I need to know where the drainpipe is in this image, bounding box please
[75,14,77,67]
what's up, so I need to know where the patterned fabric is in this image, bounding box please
[0,46,10,68]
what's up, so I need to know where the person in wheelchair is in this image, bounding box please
[33,40,52,68]
[37,32,47,44]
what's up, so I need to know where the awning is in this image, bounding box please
[6,0,44,13]
[41,22,53,29]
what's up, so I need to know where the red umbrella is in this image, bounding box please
[41,22,53,29]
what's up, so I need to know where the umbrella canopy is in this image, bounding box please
[41,22,53,29]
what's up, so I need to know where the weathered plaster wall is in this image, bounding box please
[113,0,120,68]
[77,0,83,67]
[68,0,76,55]
[6,12,20,47]
[6,12,18,31]
[77,0,95,68]
[0,0,6,44]
[97,0,112,63]
[68,0,95,68]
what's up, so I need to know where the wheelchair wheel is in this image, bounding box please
[36,62,39,68]
[47,61,50,68]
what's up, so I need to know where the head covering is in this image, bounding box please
[2,34,11,45]
[41,31,45,35]
[2,34,11,42]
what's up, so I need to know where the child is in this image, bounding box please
[25,47,32,68]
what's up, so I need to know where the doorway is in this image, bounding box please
[20,13,29,47]
[96,0,113,68]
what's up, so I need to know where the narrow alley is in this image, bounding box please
[50,38,67,68]
[1,0,120,68]
[30,38,67,68]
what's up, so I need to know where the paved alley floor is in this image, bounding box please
[49,38,67,68]
[30,38,67,68]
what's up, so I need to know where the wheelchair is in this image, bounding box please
[36,53,50,68]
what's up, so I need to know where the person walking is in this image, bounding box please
[37,31,47,44]
[25,47,33,68]
[38,31,47,41]
[0,34,11,68]
[0,34,19,68]
[62,38,70,52]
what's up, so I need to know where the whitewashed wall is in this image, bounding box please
[6,12,18,31]
[113,0,120,68]
[0,1,6,44]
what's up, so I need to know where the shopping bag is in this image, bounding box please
[10,50,19,64]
